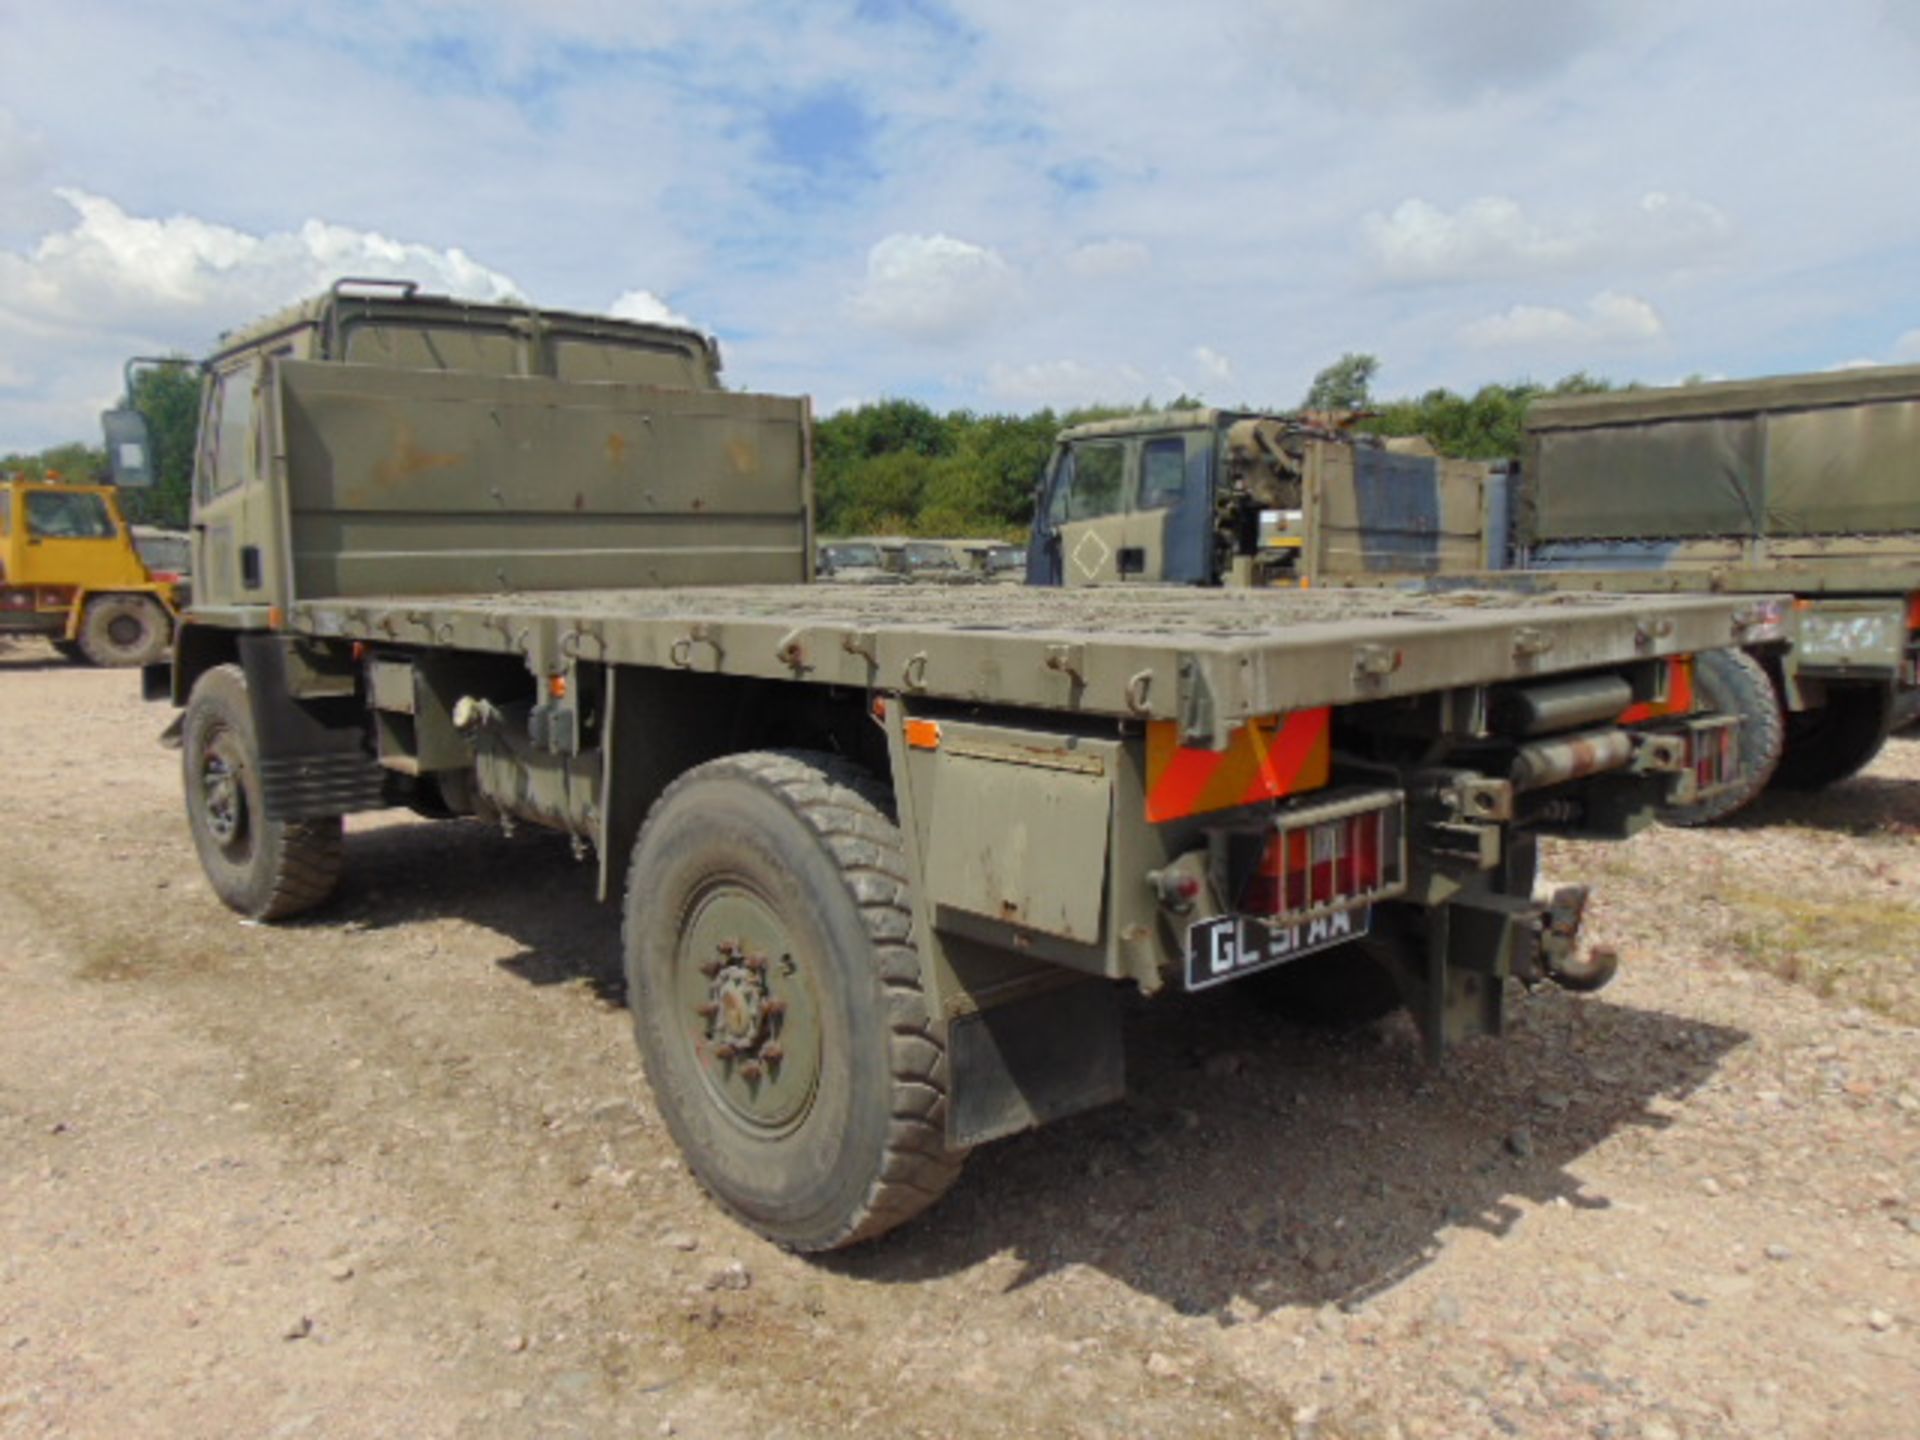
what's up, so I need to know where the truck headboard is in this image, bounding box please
[274,359,810,600]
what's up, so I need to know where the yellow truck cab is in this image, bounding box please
[0,473,178,665]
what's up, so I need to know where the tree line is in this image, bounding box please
[3,353,1632,536]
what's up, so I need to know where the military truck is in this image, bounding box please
[0,470,178,665]
[1515,370,1920,795]
[1025,394,1920,824]
[114,281,1773,1250]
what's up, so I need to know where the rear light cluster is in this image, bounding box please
[0,587,65,611]
[1689,715,1740,796]
[1240,789,1407,921]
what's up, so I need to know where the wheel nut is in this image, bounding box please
[694,1002,719,1020]
[760,1043,783,1063]
[739,1061,763,1082]
[764,999,788,1019]
[698,959,722,978]
[744,953,768,973]
[713,1043,736,1061]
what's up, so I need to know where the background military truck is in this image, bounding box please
[0,469,179,665]
[115,280,1772,1250]
[1512,369,1920,795]
[1021,408,1843,833]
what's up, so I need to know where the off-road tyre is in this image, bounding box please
[1772,683,1894,792]
[182,664,344,920]
[1661,648,1784,826]
[77,592,170,667]
[50,639,87,664]
[623,749,967,1251]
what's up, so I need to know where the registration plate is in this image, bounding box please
[1184,907,1371,991]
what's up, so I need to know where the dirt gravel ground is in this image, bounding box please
[2,641,1916,1440]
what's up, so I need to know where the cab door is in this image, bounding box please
[191,353,286,613]
[1038,439,1130,587]
[15,487,132,589]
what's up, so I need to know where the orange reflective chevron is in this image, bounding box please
[1618,656,1695,725]
[1145,708,1332,823]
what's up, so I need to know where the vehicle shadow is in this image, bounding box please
[832,982,1745,1320]
[317,812,626,1003]
[0,646,85,673]
[304,813,1746,1322]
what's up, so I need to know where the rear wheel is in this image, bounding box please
[78,593,170,667]
[623,750,966,1251]
[1661,648,1784,826]
[182,664,343,920]
[1772,684,1893,791]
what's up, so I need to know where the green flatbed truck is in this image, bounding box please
[113,281,1776,1249]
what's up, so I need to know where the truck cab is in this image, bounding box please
[0,473,178,665]
[1026,409,1220,587]
[1027,409,1484,590]
[132,278,731,627]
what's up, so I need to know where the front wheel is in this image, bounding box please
[182,664,343,920]
[78,593,170,667]
[623,750,967,1251]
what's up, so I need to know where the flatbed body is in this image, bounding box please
[273,582,1763,736]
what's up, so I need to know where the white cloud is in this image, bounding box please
[850,232,1016,342]
[1,189,517,332]
[0,189,519,445]
[1190,345,1233,385]
[1064,239,1150,280]
[1461,290,1665,348]
[984,358,1148,409]
[1365,192,1731,284]
[608,288,696,331]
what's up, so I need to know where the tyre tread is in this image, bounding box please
[623,747,966,1250]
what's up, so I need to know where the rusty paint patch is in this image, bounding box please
[725,438,758,475]
[606,431,629,465]
[372,422,463,489]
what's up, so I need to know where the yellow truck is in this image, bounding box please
[0,473,179,665]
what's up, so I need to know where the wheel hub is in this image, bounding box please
[698,943,790,1079]
[200,735,247,846]
[677,892,820,1134]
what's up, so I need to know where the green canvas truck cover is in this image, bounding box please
[1522,364,1920,543]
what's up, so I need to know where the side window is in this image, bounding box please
[1066,442,1125,519]
[1139,437,1187,509]
[1044,452,1073,526]
[205,363,256,497]
[26,492,115,540]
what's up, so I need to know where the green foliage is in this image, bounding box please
[816,400,1059,538]
[1303,353,1379,411]
[1366,370,1628,460]
[122,361,200,528]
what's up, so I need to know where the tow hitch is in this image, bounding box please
[1537,884,1618,992]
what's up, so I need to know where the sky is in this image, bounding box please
[3,0,1920,450]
